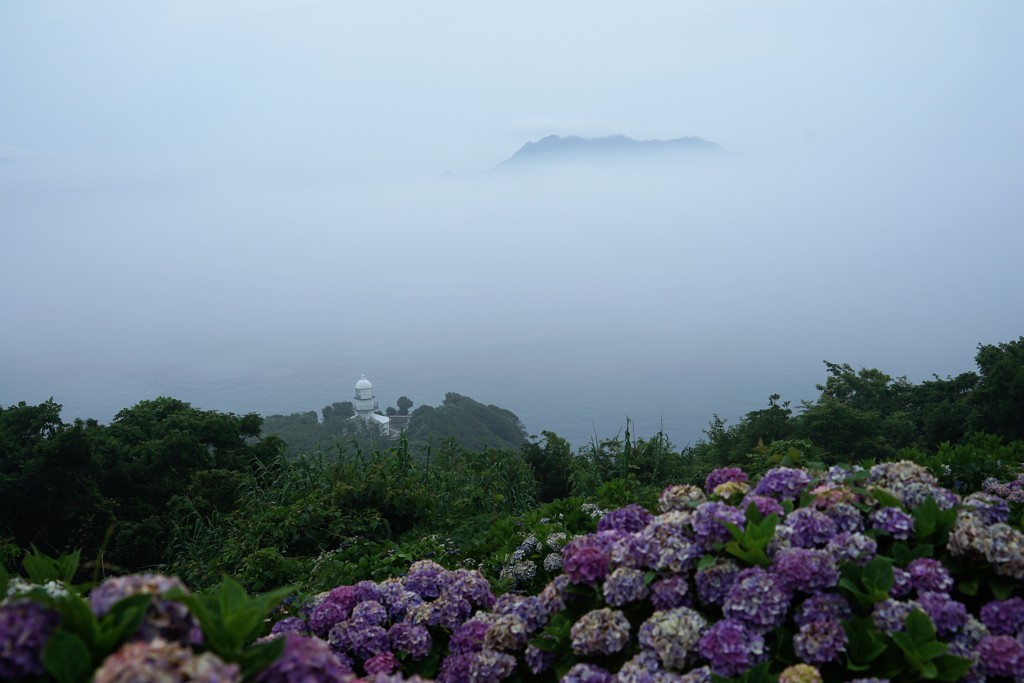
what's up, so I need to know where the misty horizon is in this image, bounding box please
[2,1,1022,449]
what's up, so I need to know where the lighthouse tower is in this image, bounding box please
[354,375,377,417]
[352,375,390,434]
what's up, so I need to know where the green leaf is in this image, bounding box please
[843,617,887,665]
[905,609,937,645]
[932,654,973,681]
[862,557,894,595]
[42,628,94,683]
[871,487,903,508]
[992,577,1016,600]
[958,576,980,596]
[238,638,286,678]
[95,593,152,655]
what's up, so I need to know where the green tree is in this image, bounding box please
[969,337,1024,441]
[396,396,413,415]
[522,431,573,502]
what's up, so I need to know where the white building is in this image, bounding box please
[352,375,390,434]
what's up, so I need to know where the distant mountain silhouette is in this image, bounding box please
[497,134,720,169]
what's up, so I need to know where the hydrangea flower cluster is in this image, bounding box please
[10,462,1024,683]
[0,598,59,678]
[94,638,241,683]
[90,573,198,644]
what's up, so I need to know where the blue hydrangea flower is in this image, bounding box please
[795,593,852,627]
[698,618,765,676]
[906,558,954,594]
[603,567,650,607]
[784,508,837,548]
[598,503,654,533]
[723,567,791,631]
[0,599,59,679]
[706,468,749,493]
[980,597,1024,635]
[871,507,914,540]
[977,634,1024,678]
[639,607,708,670]
[570,608,632,656]
[696,558,740,606]
[562,662,615,683]
[772,548,839,593]
[753,467,811,501]
[793,619,847,664]
[650,575,692,610]
[252,634,350,683]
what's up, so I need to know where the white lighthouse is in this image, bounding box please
[352,375,390,434]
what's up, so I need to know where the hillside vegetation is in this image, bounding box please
[0,337,1021,594]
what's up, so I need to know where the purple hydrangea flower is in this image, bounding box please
[784,508,837,548]
[871,507,914,540]
[823,502,866,534]
[0,599,60,679]
[907,558,954,594]
[698,618,766,676]
[562,537,610,585]
[427,594,474,631]
[962,493,1011,525]
[352,580,382,605]
[794,619,847,664]
[538,575,570,614]
[328,620,388,660]
[562,662,615,683]
[350,600,388,627]
[795,593,852,627]
[94,639,241,683]
[696,559,740,606]
[309,601,348,639]
[387,622,432,660]
[741,494,785,519]
[439,568,496,609]
[404,560,444,599]
[525,644,556,675]
[772,548,839,593]
[89,573,197,644]
[364,650,399,675]
[483,614,530,653]
[650,575,692,611]
[598,503,654,533]
[826,532,877,566]
[641,514,702,573]
[706,468,749,493]
[603,567,650,607]
[438,649,516,683]
[639,607,707,670]
[723,567,791,631]
[570,608,632,656]
[873,599,919,634]
[890,567,913,598]
[270,617,307,638]
[980,597,1024,635]
[386,590,424,622]
[493,593,547,632]
[977,634,1024,678]
[322,585,359,614]
[252,634,351,683]
[692,502,745,549]
[754,467,811,501]
[450,617,493,654]
[917,592,968,636]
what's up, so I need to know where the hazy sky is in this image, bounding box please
[2,1,1023,439]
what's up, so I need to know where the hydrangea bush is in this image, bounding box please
[4,463,1024,682]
